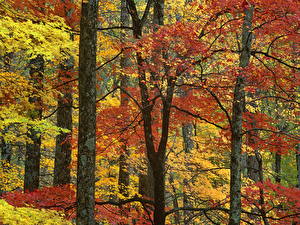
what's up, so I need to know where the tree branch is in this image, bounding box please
[251,51,300,70]
[171,105,226,130]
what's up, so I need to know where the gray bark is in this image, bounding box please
[24,54,44,192]
[118,0,130,199]
[229,5,254,225]
[76,1,99,224]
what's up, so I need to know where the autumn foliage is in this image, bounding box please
[0,0,299,224]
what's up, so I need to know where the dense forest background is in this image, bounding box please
[0,0,299,224]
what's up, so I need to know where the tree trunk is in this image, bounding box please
[76,1,98,224]
[53,1,75,186]
[1,136,11,163]
[53,56,73,186]
[126,1,169,224]
[118,0,130,199]
[229,5,253,225]
[138,161,154,199]
[274,153,281,183]
[24,54,44,192]
[182,122,195,225]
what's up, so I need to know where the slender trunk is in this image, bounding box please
[118,0,130,199]
[182,122,194,225]
[76,1,98,224]
[169,173,180,225]
[24,54,44,192]
[127,1,169,224]
[53,56,73,186]
[274,153,281,183]
[229,5,253,225]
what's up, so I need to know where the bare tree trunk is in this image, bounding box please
[138,161,154,199]
[24,54,44,192]
[53,56,73,186]
[229,5,253,225]
[53,1,75,186]
[169,173,180,225]
[76,1,99,224]
[118,0,130,199]
[182,123,195,225]
[274,153,281,183]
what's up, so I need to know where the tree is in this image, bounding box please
[24,54,44,192]
[229,4,254,225]
[53,0,77,186]
[76,0,99,224]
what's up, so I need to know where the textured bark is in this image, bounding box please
[76,1,98,224]
[53,57,73,186]
[118,0,130,199]
[229,5,253,225]
[24,54,44,192]
[182,122,195,225]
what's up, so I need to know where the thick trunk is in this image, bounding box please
[138,161,154,199]
[24,54,44,192]
[53,57,73,186]
[229,5,253,225]
[53,1,75,186]
[152,158,166,225]
[76,1,98,224]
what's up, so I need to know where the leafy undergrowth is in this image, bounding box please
[1,185,152,225]
[0,199,72,225]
